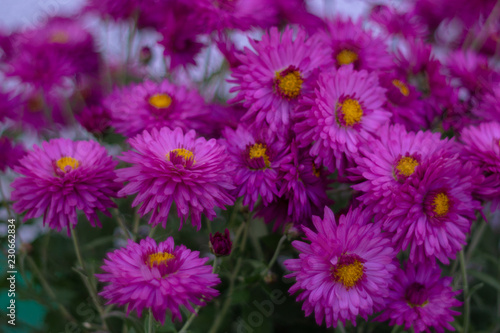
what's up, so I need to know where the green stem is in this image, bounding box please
[264,234,287,274]
[147,309,155,333]
[208,221,250,333]
[26,256,76,324]
[459,250,470,333]
[113,208,133,239]
[390,325,400,333]
[179,258,219,333]
[132,207,140,240]
[71,228,109,331]
[337,321,346,333]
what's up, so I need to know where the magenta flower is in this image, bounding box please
[209,229,232,257]
[117,127,235,230]
[96,237,220,324]
[284,206,397,328]
[460,122,500,210]
[0,137,25,172]
[377,263,462,333]
[317,17,393,71]
[350,124,455,221]
[369,4,428,39]
[105,80,210,138]
[384,155,482,263]
[221,125,290,210]
[228,26,330,135]
[294,65,390,174]
[76,105,111,135]
[11,139,120,235]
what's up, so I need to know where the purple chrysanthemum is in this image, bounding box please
[369,4,428,39]
[316,17,393,71]
[284,206,397,328]
[384,155,482,263]
[350,124,455,220]
[228,26,330,135]
[221,125,289,210]
[460,122,500,210]
[96,237,220,324]
[105,80,210,138]
[0,137,25,172]
[377,263,461,333]
[117,127,235,230]
[11,138,120,235]
[294,65,391,174]
[274,142,332,229]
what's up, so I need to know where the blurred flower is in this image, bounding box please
[460,121,500,211]
[294,65,390,174]
[284,206,397,328]
[117,127,235,230]
[229,26,330,136]
[377,263,461,333]
[11,139,120,235]
[76,105,111,135]
[105,80,210,138]
[370,4,428,39]
[209,228,232,256]
[317,17,393,71]
[0,137,25,172]
[96,237,220,324]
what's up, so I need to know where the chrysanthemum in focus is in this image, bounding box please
[117,127,235,230]
[294,65,390,173]
[221,125,289,210]
[350,124,454,220]
[96,237,220,324]
[384,155,482,263]
[229,26,330,135]
[460,122,500,210]
[377,263,461,333]
[11,139,120,234]
[105,80,210,138]
[284,206,397,328]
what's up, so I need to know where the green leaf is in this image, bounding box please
[468,270,500,292]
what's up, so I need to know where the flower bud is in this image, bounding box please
[209,228,232,257]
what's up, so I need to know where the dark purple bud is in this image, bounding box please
[209,228,232,257]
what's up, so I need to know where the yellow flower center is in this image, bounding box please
[432,192,450,216]
[56,157,79,173]
[336,49,358,66]
[312,163,320,177]
[49,31,69,44]
[147,252,175,268]
[149,93,173,109]
[334,259,364,289]
[167,148,195,163]
[392,79,410,96]
[408,300,429,308]
[396,156,419,177]
[338,98,363,126]
[249,143,270,168]
[274,67,303,99]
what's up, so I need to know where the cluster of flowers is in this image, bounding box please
[3,0,500,331]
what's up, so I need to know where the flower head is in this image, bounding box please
[229,26,330,135]
[284,206,397,328]
[460,122,500,210]
[209,229,232,257]
[117,127,235,230]
[106,80,210,138]
[96,237,220,324]
[221,125,290,210]
[377,263,462,333]
[11,139,120,235]
[294,65,390,174]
